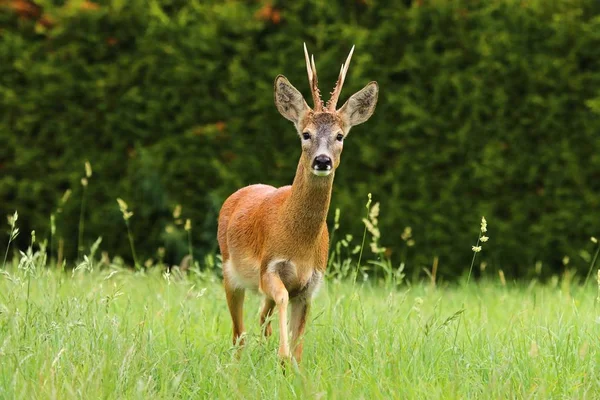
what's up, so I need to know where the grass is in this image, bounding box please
[2,198,599,398]
[1,263,600,399]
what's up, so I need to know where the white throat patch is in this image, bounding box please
[312,168,332,177]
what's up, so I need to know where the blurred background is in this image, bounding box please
[1,0,600,280]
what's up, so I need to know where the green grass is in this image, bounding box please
[1,264,599,399]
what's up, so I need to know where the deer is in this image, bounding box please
[217,43,378,362]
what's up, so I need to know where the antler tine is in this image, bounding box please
[303,43,323,111]
[303,42,313,86]
[327,45,355,112]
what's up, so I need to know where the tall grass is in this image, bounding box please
[353,193,372,286]
[1,256,599,398]
[185,218,194,269]
[585,236,600,286]
[2,211,19,269]
[116,198,139,269]
[77,162,92,261]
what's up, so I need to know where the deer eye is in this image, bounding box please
[302,132,311,140]
[336,133,344,142]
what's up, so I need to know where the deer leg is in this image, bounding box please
[261,271,290,359]
[224,280,246,347]
[260,297,276,338]
[290,298,311,362]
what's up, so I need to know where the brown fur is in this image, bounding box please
[218,47,378,362]
[218,161,331,360]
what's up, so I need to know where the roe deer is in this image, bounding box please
[217,43,378,362]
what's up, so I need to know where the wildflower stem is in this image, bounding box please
[77,185,87,261]
[187,229,194,270]
[353,224,368,286]
[453,304,463,348]
[584,243,600,286]
[2,216,17,269]
[116,198,137,269]
[163,271,171,349]
[125,220,139,269]
[353,197,372,287]
[466,233,481,286]
[166,282,170,348]
[23,271,32,339]
[329,225,338,256]
[49,216,53,266]
[329,208,341,254]
[2,238,11,270]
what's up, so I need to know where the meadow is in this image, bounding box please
[3,2,600,398]
[1,244,600,399]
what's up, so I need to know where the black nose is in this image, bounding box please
[312,155,332,171]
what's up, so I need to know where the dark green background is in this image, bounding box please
[2,0,600,279]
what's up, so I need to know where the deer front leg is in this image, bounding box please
[260,297,276,337]
[260,271,290,359]
[290,298,311,362]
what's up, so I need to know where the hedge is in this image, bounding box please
[2,0,600,279]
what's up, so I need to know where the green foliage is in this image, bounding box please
[2,0,600,277]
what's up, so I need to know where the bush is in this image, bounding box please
[2,0,600,278]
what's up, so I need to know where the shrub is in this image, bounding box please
[1,0,600,278]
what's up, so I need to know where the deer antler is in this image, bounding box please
[304,43,323,112]
[326,45,355,112]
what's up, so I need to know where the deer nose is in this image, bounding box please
[312,155,332,171]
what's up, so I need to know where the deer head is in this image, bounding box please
[274,43,378,177]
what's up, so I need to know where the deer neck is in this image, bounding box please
[282,161,334,241]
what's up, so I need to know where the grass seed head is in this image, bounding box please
[85,161,92,178]
[7,211,18,228]
[116,198,133,221]
[173,205,182,219]
[50,214,56,235]
[163,270,171,285]
[334,208,341,230]
[362,218,380,240]
[480,216,487,233]
[370,242,386,254]
[401,227,412,241]
[117,198,128,212]
[60,189,72,204]
[369,202,380,222]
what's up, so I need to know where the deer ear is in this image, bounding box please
[274,75,310,124]
[338,81,378,128]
